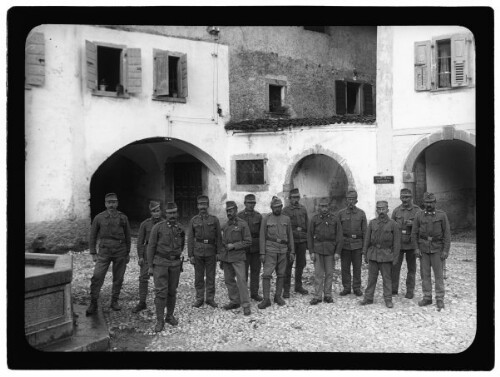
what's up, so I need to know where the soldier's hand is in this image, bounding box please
[126,254,130,264]
[138,258,144,267]
[289,253,295,263]
[415,249,422,259]
[334,253,340,262]
[260,255,266,264]
[440,251,449,261]
[310,253,316,263]
[148,267,154,276]
[227,243,235,250]
[91,254,98,262]
[189,256,196,265]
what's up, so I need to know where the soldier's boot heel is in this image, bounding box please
[418,298,433,307]
[86,300,98,316]
[258,279,272,309]
[258,299,272,309]
[132,301,147,313]
[436,300,445,311]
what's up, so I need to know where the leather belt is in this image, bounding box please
[420,236,440,241]
[156,252,181,260]
[314,237,336,243]
[266,237,288,245]
[196,238,215,245]
[101,238,123,244]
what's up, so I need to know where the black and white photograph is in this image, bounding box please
[8,3,494,372]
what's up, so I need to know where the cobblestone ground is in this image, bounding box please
[71,238,476,353]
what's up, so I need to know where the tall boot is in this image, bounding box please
[274,277,286,306]
[154,298,166,332]
[258,278,272,309]
[165,296,178,326]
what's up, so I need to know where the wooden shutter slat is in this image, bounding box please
[451,34,469,87]
[414,40,431,91]
[180,53,188,98]
[126,48,142,93]
[25,32,45,86]
[363,84,374,115]
[85,40,97,90]
[335,80,346,115]
[154,50,169,96]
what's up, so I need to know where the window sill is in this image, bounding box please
[232,183,269,192]
[153,96,187,103]
[92,90,130,99]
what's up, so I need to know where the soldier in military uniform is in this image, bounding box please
[412,192,451,311]
[337,190,367,297]
[282,188,309,297]
[258,196,295,309]
[147,202,185,332]
[237,194,263,301]
[187,195,222,308]
[307,198,343,305]
[86,193,131,315]
[391,188,421,299]
[132,200,165,313]
[220,201,253,315]
[360,201,401,308]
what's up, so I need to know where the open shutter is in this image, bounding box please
[414,40,431,91]
[126,48,142,93]
[363,84,374,115]
[25,32,45,86]
[153,50,169,96]
[85,40,97,90]
[335,80,346,115]
[179,53,188,98]
[451,34,469,87]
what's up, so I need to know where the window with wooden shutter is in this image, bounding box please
[153,50,187,102]
[154,50,170,96]
[451,34,469,87]
[25,32,45,87]
[414,41,431,91]
[85,40,97,90]
[126,48,142,94]
[363,84,374,115]
[180,53,188,98]
[335,80,346,115]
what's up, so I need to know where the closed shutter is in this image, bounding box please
[180,53,188,98]
[451,34,469,87]
[85,40,97,90]
[363,84,374,115]
[126,48,142,93]
[25,32,45,86]
[414,40,431,91]
[154,50,169,96]
[335,80,346,115]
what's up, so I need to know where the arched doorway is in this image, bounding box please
[90,137,225,229]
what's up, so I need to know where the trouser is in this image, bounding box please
[245,251,261,296]
[138,259,150,302]
[194,255,216,301]
[262,252,287,298]
[420,251,445,300]
[341,248,363,291]
[391,249,416,294]
[90,246,128,302]
[284,242,307,292]
[364,260,392,301]
[313,254,335,299]
[223,260,250,308]
[153,263,181,316]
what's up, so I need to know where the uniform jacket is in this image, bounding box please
[187,213,222,258]
[137,216,165,259]
[282,204,308,244]
[147,220,185,267]
[220,217,252,263]
[307,212,344,256]
[336,206,367,250]
[391,204,421,250]
[260,213,295,255]
[411,210,451,254]
[89,210,131,255]
[237,209,262,254]
[363,216,401,262]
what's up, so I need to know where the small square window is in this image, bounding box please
[236,160,264,185]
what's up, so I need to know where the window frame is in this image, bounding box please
[265,78,287,115]
[152,49,188,103]
[335,79,374,116]
[231,154,269,192]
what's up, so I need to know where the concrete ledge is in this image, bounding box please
[40,304,110,352]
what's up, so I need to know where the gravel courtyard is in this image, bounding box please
[70,233,476,353]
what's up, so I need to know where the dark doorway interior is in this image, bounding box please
[173,161,203,222]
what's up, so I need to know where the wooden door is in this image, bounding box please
[173,162,202,222]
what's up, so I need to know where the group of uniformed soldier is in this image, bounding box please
[85,187,451,332]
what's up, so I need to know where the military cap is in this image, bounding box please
[105,193,118,201]
[244,194,256,203]
[346,190,358,199]
[376,200,389,207]
[197,195,209,204]
[289,188,300,197]
[271,196,283,207]
[423,192,436,202]
[400,188,412,196]
[165,202,178,213]
[149,200,161,211]
[319,197,330,206]
[226,201,237,210]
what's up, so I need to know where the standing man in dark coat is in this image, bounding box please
[237,194,263,301]
[132,200,165,313]
[391,188,421,299]
[186,195,222,308]
[412,192,451,311]
[258,196,295,309]
[147,202,185,332]
[282,188,309,297]
[220,201,253,315]
[307,198,343,305]
[360,200,401,308]
[337,190,367,297]
[86,193,131,315]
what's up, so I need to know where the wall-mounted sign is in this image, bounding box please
[374,176,394,184]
